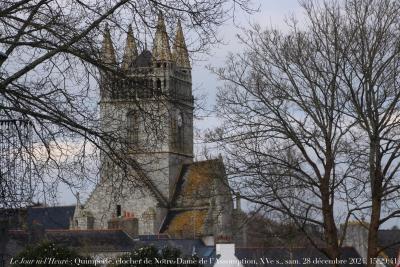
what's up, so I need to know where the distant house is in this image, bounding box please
[343,221,400,267]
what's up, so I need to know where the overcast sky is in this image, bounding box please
[192,0,304,130]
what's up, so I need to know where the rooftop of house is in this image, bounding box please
[27,205,75,229]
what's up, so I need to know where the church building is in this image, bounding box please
[69,14,236,245]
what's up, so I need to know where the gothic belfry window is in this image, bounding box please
[127,110,139,144]
[177,112,184,150]
[156,79,162,91]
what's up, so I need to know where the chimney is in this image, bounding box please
[214,243,243,267]
[235,193,241,211]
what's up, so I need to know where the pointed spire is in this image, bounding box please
[101,23,117,66]
[122,25,138,70]
[152,12,172,62]
[172,20,191,69]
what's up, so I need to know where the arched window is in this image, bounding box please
[156,79,162,91]
[127,110,139,144]
[177,112,184,150]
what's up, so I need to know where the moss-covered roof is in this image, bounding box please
[161,158,228,238]
[162,210,208,238]
[172,159,225,208]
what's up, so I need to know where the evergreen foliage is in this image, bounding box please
[112,245,203,266]
[12,241,95,267]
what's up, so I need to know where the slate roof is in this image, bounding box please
[0,208,26,229]
[45,229,135,252]
[0,205,74,230]
[6,229,135,252]
[378,229,400,259]
[27,205,75,229]
[134,238,210,258]
[132,50,152,67]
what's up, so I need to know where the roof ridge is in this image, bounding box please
[192,158,221,164]
[29,204,75,209]
[45,229,123,232]
[236,246,357,249]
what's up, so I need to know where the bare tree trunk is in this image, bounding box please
[367,139,383,267]
[209,1,400,264]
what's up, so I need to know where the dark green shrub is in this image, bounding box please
[112,245,203,266]
[12,241,95,267]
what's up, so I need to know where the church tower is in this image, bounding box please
[73,15,195,234]
[100,13,193,199]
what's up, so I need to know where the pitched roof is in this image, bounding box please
[133,238,213,259]
[172,159,225,208]
[0,208,26,229]
[27,206,75,229]
[161,209,208,238]
[132,50,152,68]
[45,229,135,252]
[6,229,135,252]
[161,159,228,238]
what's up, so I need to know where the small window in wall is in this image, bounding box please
[116,205,121,217]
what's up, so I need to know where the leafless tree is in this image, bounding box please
[336,0,400,264]
[208,0,400,264]
[0,0,254,209]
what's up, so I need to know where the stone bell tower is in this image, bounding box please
[71,15,194,234]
